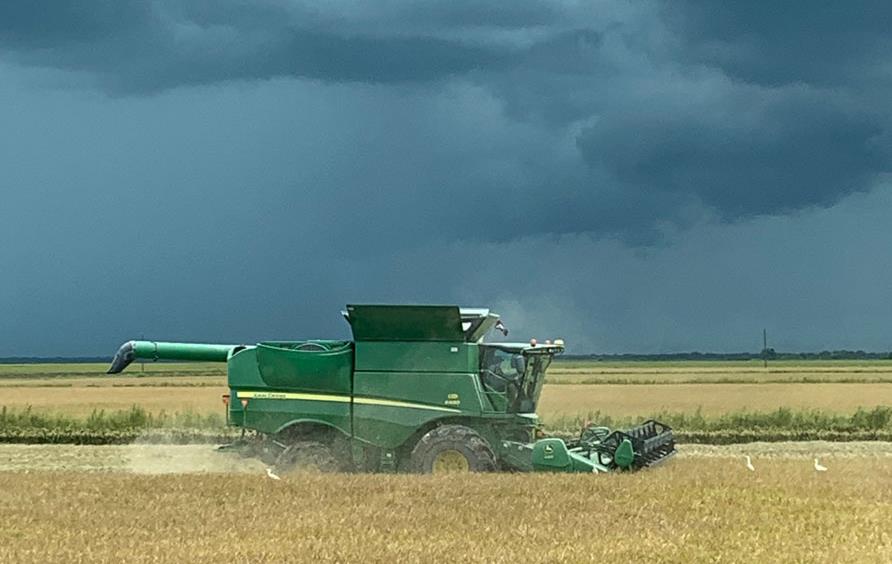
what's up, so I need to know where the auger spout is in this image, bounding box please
[107,340,239,374]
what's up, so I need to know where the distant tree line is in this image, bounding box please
[0,357,110,364]
[3,350,892,364]
[563,350,892,361]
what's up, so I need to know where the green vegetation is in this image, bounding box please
[0,360,889,445]
[546,358,892,384]
[562,350,892,361]
[546,406,892,443]
[0,362,224,379]
[2,404,890,445]
[0,406,235,444]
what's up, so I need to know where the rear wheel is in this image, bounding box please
[274,441,340,474]
[410,425,496,474]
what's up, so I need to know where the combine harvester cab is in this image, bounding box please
[108,305,675,473]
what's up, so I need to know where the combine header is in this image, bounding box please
[108,305,675,473]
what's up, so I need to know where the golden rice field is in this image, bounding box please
[1,358,890,563]
[2,381,891,420]
[0,445,889,563]
[548,362,892,384]
[7,359,892,384]
[2,361,892,416]
[539,383,892,416]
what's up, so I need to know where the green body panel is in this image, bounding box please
[256,341,352,393]
[226,346,352,436]
[352,403,450,449]
[354,342,476,373]
[232,392,352,437]
[531,438,607,473]
[614,439,635,469]
[346,305,465,341]
[353,371,484,411]
[226,346,265,388]
[352,371,485,448]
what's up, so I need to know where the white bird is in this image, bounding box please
[266,467,281,480]
[745,455,755,472]
[814,458,828,472]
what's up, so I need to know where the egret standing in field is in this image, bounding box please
[814,458,828,472]
[266,467,281,480]
[745,455,755,472]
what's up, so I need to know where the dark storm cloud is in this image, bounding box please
[1,1,891,240]
[0,1,522,91]
[664,1,892,87]
[577,86,886,220]
[4,2,892,356]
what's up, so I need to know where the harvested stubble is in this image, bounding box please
[1,457,890,563]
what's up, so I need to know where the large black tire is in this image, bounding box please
[409,425,497,474]
[274,441,340,474]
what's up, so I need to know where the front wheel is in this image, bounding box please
[409,425,496,474]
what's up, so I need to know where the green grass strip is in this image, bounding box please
[2,405,891,445]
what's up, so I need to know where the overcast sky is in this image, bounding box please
[2,1,891,356]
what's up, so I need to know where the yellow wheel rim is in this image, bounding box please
[432,449,470,473]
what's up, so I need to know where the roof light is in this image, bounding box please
[554,338,565,347]
[530,338,537,347]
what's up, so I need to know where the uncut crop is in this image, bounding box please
[1,458,890,563]
[0,406,236,444]
[545,406,892,443]
[3,381,890,419]
[547,358,892,384]
[1,360,891,445]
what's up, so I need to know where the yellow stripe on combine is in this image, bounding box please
[353,397,461,414]
[236,391,462,413]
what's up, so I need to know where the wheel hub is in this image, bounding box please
[432,449,470,473]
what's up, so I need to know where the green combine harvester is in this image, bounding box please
[108,305,675,473]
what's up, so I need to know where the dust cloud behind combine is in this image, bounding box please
[0,444,264,474]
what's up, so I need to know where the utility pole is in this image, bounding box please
[763,328,768,369]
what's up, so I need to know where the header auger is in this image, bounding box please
[108,305,675,474]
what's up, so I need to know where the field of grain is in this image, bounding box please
[2,361,891,420]
[0,447,889,563]
[0,361,890,446]
[7,360,892,385]
[0,385,229,416]
[2,381,890,422]
[2,381,890,423]
[539,382,892,416]
[548,359,892,384]
[0,363,225,378]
